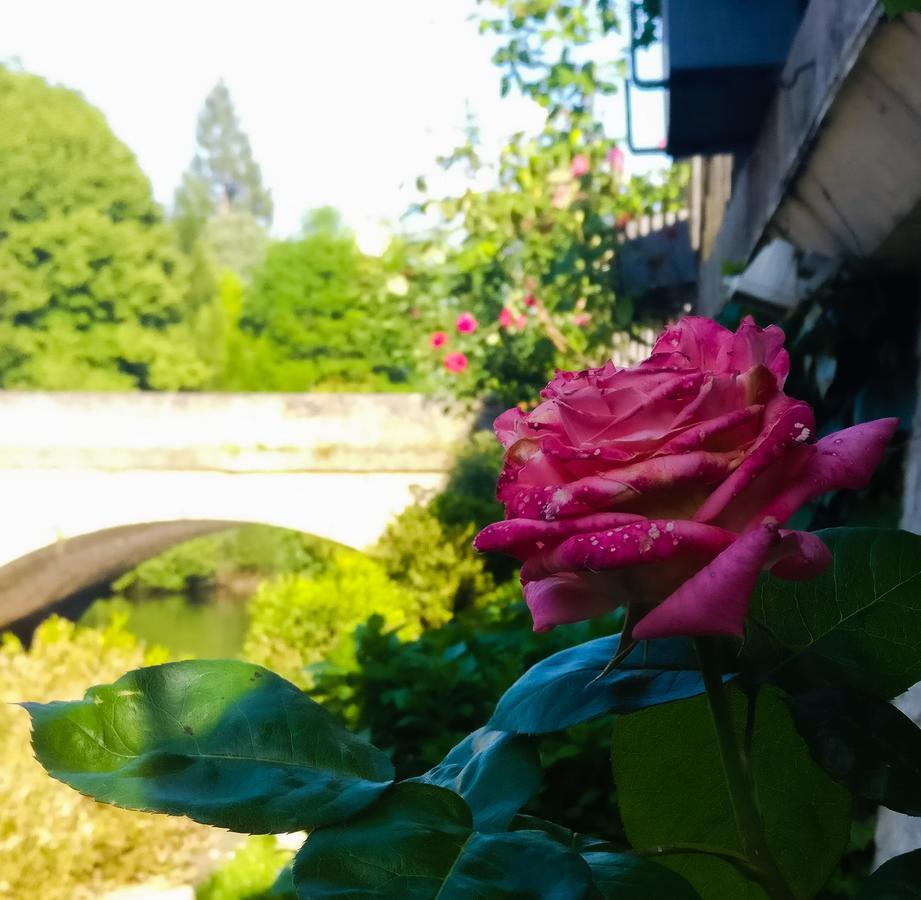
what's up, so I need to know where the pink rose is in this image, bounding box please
[429,331,447,349]
[444,352,468,374]
[456,312,478,334]
[570,154,590,177]
[499,307,515,329]
[474,317,897,640]
[524,294,537,308]
[571,312,592,328]
[607,145,625,173]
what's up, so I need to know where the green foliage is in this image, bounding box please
[412,727,541,832]
[0,617,224,899]
[312,597,620,837]
[490,634,709,734]
[429,430,506,532]
[883,0,921,16]
[370,502,493,623]
[787,687,921,816]
[857,849,921,898]
[242,549,433,687]
[612,686,852,899]
[0,66,210,389]
[719,269,913,530]
[746,529,921,699]
[293,782,594,899]
[26,659,395,834]
[197,836,294,900]
[183,80,273,226]
[229,210,415,391]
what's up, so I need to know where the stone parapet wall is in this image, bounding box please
[0,392,472,472]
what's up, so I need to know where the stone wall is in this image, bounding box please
[0,392,472,472]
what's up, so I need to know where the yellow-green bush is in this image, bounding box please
[242,549,430,687]
[196,835,292,900]
[369,503,494,620]
[0,616,226,899]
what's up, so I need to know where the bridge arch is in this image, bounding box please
[0,392,474,628]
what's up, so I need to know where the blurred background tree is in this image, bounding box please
[0,65,210,389]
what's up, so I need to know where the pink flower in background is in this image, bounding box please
[474,316,897,640]
[607,145,625,173]
[456,312,478,334]
[429,331,447,349]
[443,352,468,374]
[524,294,537,308]
[570,154,590,177]
[571,312,592,328]
[500,308,528,331]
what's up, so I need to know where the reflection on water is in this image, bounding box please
[81,591,250,658]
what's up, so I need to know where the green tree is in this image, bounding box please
[189,80,273,225]
[0,65,210,389]
[174,81,272,283]
[230,208,415,391]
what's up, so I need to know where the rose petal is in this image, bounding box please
[517,450,740,521]
[653,315,789,384]
[693,397,816,526]
[769,530,832,580]
[524,574,619,632]
[756,418,899,525]
[633,523,784,639]
[474,511,646,560]
[520,519,736,584]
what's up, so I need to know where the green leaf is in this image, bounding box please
[858,849,921,898]
[490,634,711,734]
[509,815,700,898]
[747,529,921,698]
[411,726,541,832]
[293,782,593,898]
[583,851,702,899]
[788,687,921,815]
[267,864,297,899]
[883,0,921,17]
[24,659,393,833]
[612,686,851,899]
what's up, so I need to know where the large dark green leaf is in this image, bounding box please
[788,687,921,816]
[411,726,540,832]
[612,686,851,899]
[24,659,393,833]
[509,815,700,899]
[490,634,711,734]
[293,782,593,898]
[859,850,921,898]
[583,851,702,900]
[747,529,921,699]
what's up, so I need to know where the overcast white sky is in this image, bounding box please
[1,0,667,248]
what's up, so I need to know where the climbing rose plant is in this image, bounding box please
[22,317,921,898]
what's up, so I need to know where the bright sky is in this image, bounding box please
[1,0,667,248]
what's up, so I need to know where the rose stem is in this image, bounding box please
[694,637,796,900]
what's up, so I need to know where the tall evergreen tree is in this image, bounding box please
[181,81,273,226]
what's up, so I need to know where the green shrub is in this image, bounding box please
[196,836,292,900]
[0,617,225,899]
[369,503,494,620]
[429,430,505,533]
[242,549,430,687]
[111,526,335,597]
[312,591,622,838]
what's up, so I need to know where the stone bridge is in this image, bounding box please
[0,392,473,627]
